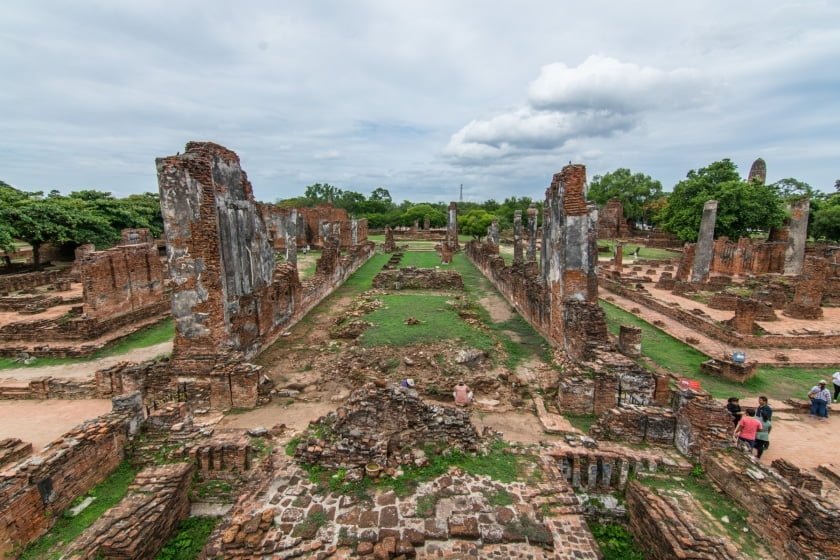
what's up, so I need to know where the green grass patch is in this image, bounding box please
[19,462,139,560]
[155,516,219,560]
[360,294,495,351]
[564,414,596,434]
[400,251,445,268]
[597,240,680,260]
[640,469,763,556]
[0,318,174,370]
[416,493,440,516]
[485,488,514,506]
[599,300,833,400]
[589,523,645,560]
[191,479,234,500]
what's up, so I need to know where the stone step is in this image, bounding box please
[532,396,580,435]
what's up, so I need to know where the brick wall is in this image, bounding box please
[703,450,840,560]
[0,393,144,557]
[80,244,165,319]
[65,463,193,560]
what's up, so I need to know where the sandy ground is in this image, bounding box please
[472,410,564,444]
[760,411,840,469]
[603,290,840,365]
[0,399,112,450]
[0,341,173,381]
[217,400,337,433]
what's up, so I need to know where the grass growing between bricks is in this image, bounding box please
[599,299,834,400]
[294,439,531,499]
[588,523,645,560]
[0,318,174,370]
[19,461,139,560]
[154,516,219,560]
[639,468,764,556]
[597,240,680,260]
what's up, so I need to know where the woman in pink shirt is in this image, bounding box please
[733,408,763,450]
[453,382,473,406]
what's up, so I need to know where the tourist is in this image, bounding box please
[726,397,743,427]
[756,396,773,422]
[733,408,762,450]
[754,408,772,460]
[808,380,831,419]
[832,370,840,403]
[400,378,415,389]
[453,381,473,406]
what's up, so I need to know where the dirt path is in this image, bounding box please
[0,399,113,450]
[0,341,173,381]
[218,401,337,433]
[602,290,840,365]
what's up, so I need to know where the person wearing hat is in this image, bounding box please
[400,378,416,389]
[808,380,831,419]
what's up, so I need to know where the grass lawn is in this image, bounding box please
[597,239,680,260]
[361,294,495,352]
[400,251,444,268]
[599,300,833,400]
[0,318,174,370]
[19,462,139,560]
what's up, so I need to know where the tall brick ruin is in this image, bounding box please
[156,142,303,408]
[596,198,631,239]
[512,209,524,265]
[446,201,460,250]
[526,203,538,261]
[784,198,810,275]
[544,164,607,359]
[747,157,766,184]
[690,200,718,283]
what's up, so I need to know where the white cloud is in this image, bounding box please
[446,56,705,164]
[528,55,705,113]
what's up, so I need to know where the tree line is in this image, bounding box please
[2,157,838,268]
[0,181,162,267]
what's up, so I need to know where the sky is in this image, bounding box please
[2,1,839,204]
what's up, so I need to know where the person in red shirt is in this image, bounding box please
[453,381,473,406]
[733,407,763,450]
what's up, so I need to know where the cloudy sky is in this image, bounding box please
[2,1,839,203]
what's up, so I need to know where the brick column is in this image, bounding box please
[690,200,718,283]
[526,203,538,262]
[614,242,624,272]
[784,256,828,319]
[618,325,641,357]
[784,199,810,275]
[513,210,524,265]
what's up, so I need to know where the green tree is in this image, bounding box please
[811,195,840,242]
[303,183,343,204]
[3,190,114,268]
[770,177,814,202]
[587,168,664,225]
[458,209,495,239]
[401,203,446,227]
[659,159,785,242]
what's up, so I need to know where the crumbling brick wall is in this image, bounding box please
[65,463,193,560]
[80,244,165,319]
[371,267,464,290]
[674,397,732,460]
[0,393,144,557]
[0,269,69,294]
[703,450,840,560]
[626,480,741,559]
[596,198,631,239]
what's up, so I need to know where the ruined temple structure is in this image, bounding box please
[747,157,767,184]
[468,164,610,362]
[259,203,368,251]
[596,198,631,239]
[156,142,374,410]
[382,225,397,252]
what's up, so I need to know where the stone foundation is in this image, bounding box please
[372,267,464,290]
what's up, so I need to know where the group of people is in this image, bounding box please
[727,396,773,459]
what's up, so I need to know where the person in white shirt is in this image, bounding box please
[832,370,840,403]
[808,380,831,419]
